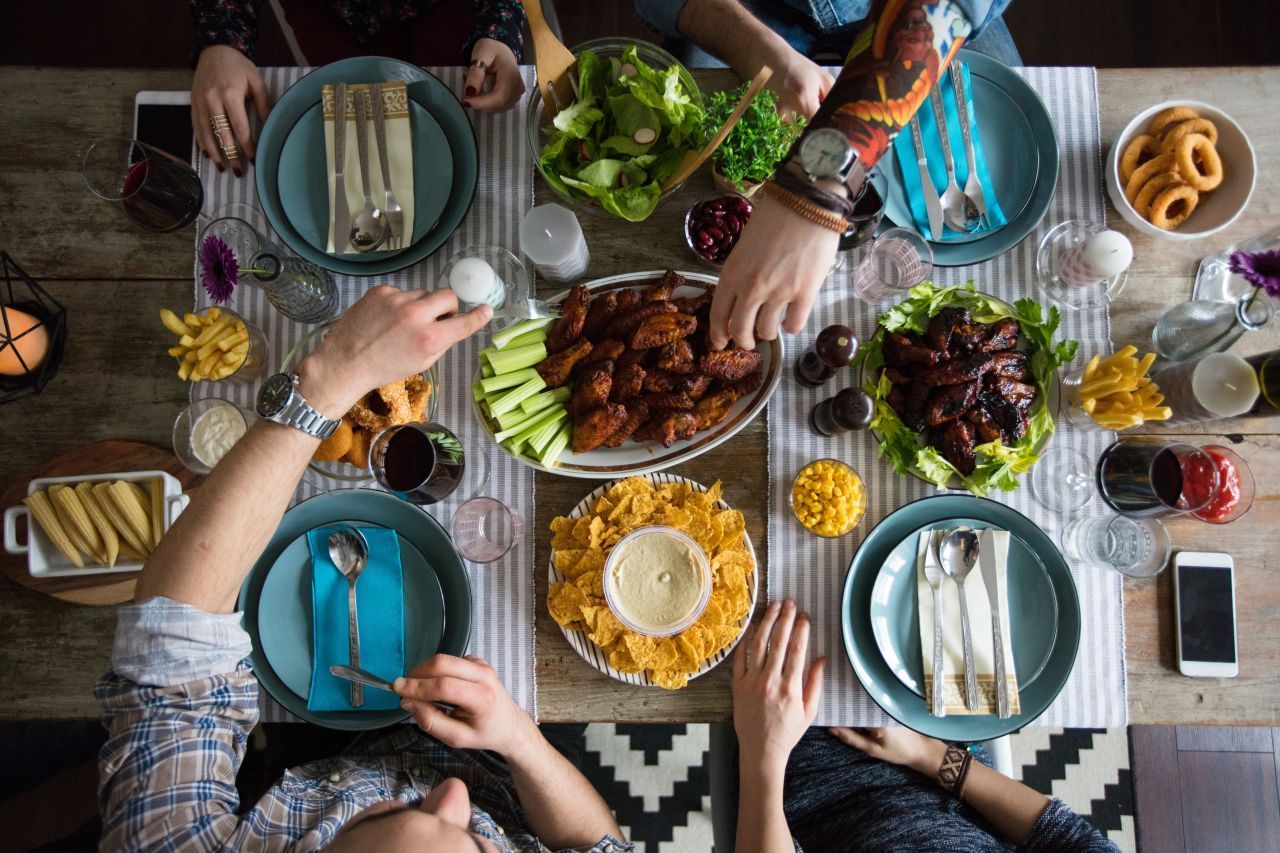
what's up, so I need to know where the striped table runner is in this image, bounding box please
[192,67,539,720]
[769,67,1127,728]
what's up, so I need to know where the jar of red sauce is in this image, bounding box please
[1190,445,1255,524]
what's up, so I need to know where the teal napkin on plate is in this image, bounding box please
[306,525,404,711]
[892,62,1006,241]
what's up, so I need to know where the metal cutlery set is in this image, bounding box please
[923,526,1011,718]
[332,82,405,255]
[909,65,991,241]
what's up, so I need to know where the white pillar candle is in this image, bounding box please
[1154,352,1261,424]
[1059,230,1133,287]
[519,204,590,283]
[449,256,507,308]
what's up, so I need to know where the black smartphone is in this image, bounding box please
[133,91,194,163]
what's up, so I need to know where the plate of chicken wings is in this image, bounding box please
[475,270,783,478]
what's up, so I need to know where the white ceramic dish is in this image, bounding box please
[3,471,189,578]
[474,270,783,479]
[1105,100,1255,241]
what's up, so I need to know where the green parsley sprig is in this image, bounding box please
[700,84,803,191]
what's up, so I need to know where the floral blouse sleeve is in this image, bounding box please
[190,0,259,61]
[466,0,526,62]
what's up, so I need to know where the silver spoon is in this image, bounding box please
[327,524,370,707]
[928,87,978,234]
[349,89,387,253]
[937,527,981,711]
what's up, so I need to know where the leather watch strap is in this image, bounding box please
[772,165,857,219]
[763,181,850,234]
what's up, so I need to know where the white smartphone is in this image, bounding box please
[1173,552,1238,678]
[133,91,194,163]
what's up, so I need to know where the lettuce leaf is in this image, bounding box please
[576,158,626,189]
[561,176,661,222]
[552,98,604,139]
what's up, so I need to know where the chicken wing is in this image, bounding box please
[643,392,695,412]
[700,348,762,381]
[604,300,677,340]
[924,380,980,427]
[581,291,620,341]
[570,360,614,415]
[634,412,700,448]
[672,285,715,317]
[718,367,762,399]
[976,317,1020,352]
[883,331,944,368]
[535,339,593,389]
[571,404,628,454]
[680,373,714,400]
[610,363,647,403]
[655,339,696,373]
[938,419,977,475]
[631,313,697,350]
[579,338,625,368]
[547,285,590,353]
[603,402,649,448]
[692,389,739,429]
[644,269,684,303]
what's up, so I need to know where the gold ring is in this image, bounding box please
[470,58,489,72]
[210,113,232,131]
[219,142,242,161]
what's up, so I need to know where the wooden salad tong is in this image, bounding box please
[661,65,772,192]
[520,0,577,115]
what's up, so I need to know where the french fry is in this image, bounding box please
[160,308,192,337]
[149,479,165,546]
[76,482,119,567]
[183,312,202,328]
[1081,353,1102,381]
[178,334,196,348]
[1076,348,1171,430]
[1097,345,1138,371]
[24,490,83,568]
[206,306,222,321]
[94,483,149,555]
[178,361,194,381]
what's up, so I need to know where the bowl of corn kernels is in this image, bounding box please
[789,458,866,538]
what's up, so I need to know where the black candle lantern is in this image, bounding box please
[0,252,67,404]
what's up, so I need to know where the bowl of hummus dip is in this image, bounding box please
[604,526,712,637]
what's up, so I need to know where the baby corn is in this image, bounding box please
[23,490,83,568]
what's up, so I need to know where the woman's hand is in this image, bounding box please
[733,599,826,776]
[463,38,525,112]
[710,197,840,350]
[192,45,270,175]
[768,51,834,121]
[829,726,948,777]
[395,654,541,759]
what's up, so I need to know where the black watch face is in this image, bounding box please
[257,373,294,417]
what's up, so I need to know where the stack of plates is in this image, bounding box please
[841,494,1081,740]
[870,50,1059,267]
[255,56,478,276]
[238,489,471,730]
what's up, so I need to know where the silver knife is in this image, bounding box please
[332,82,351,254]
[978,528,1010,718]
[330,664,394,692]
[909,115,944,241]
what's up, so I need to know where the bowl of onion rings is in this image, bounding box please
[1106,100,1255,241]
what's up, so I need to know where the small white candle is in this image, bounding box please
[519,204,590,283]
[1082,230,1133,278]
[450,257,507,308]
[1155,352,1261,424]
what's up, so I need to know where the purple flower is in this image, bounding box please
[199,235,239,304]
[1229,248,1280,301]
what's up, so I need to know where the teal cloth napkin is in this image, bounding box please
[307,525,404,711]
[892,62,1006,241]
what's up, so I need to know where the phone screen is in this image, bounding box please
[1179,565,1236,663]
[136,103,194,163]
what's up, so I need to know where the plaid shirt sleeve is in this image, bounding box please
[97,598,261,851]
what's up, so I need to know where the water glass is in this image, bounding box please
[850,227,932,302]
[1061,514,1171,578]
[450,497,524,563]
[83,137,203,232]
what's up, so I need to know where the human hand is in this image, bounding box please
[394,654,539,758]
[192,45,271,175]
[733,599,826,776]
[829,726,947,776]
[463,38,526,112]
[297,286,491,418]
[768,51,834,121]
[709,197,840,349]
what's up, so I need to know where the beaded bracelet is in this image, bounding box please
[937,743,973,797]
[762,181,850,234]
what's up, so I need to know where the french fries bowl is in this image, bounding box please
[1060,346,1172,432]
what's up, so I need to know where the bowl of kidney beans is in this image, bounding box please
[684,195,754,268]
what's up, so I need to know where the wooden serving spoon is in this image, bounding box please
[519,0,577,116]
[661,65,773,193]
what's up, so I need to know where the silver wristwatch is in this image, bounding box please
[795,127,868,193]
[255,372,340,439]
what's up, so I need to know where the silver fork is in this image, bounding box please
[490,298,562,323]
[929,86,978,234]
[949,63,990,230]
[370,83,403,250]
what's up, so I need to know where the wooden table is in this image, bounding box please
[0,66,1275,724]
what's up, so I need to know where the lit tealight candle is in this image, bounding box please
[1059,230,1133,287]
[449,257,507,309]
[0,305,50,376]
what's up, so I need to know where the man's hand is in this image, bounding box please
[769,51,834,121]
[297,287,491,419]
[395,655,540,759]
[733,599,826,776]
[830,726,947,777]
[192,45,270,175]
[710,198,839,350]
[463,38,526,112]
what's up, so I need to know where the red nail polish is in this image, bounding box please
[217,164,225,173]
[465,86,477,97]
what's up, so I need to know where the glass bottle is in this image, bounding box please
[248,253,339,324]
[1244,350,1280,416]
[1193,226,1280,303]
[1150,293,1274,363]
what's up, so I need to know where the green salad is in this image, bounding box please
[538,46,702,222]
[856,282,1079,496]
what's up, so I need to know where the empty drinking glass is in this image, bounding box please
[851,227,933,302]
[83,137,203,231]
[450,497,524,563]
[1061,514,1171,578]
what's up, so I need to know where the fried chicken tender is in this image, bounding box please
[572,404,628,454]
[655,339,695,373]
[603,301,676,340]
[313,419,354,462]
[547,284,590,353]
[700,348,762,381]
[643,270,685,302]
[611,363,646,403]
[631,313,697,350]
[571,360,614,415]
[634,412,701,448]
[692,389,741,429]
[603,401,649,448]
[536,339,593,389]
[581,291,619,341]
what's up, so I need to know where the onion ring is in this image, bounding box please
[1161,117,1218,152]
[348,379,413,432]
[1124,154,1176,204]
[1174,133,1224,191]
[1148,106,1199,137]
[1134,172,1183,220]
[1148,183,1200,230]
[1120,134,1162,182]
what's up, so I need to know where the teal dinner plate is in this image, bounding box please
[257,525,446,701]
[256,56,477,276]
[870,50,1058,266]
[240,489,471,730]
[842,494,1079,741]
[869,518,1058,698]
[276,100,453,259]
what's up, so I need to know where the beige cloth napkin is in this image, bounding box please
[321,81,415,254]
[916,528,1021,715]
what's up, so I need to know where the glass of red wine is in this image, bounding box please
[369,423,474,506]
[1096,438,1220,518]
[82,137,203,232]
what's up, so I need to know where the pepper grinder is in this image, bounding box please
[796,324,858,386]
[810,387,875,436]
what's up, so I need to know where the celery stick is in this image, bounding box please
[538,422,573,467]
[520,385,572,416]
[496,403,562,443]
[472,381,488,402]
[502,328,549,352]
[529,411,567,454]
[512,406,566,443]
[502,436,526,454]
[480,367,539,395]
[485,342,547,375]
[489,376,547,417]
[481,362,495,378]
[492,317,553,350]
[494,405,540,434]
